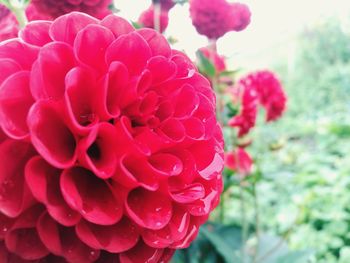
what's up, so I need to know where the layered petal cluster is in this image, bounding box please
[189,0,251,39]
[199,47,226,74]
[229,70,286,137]
[0,12,224,262]
[138,5,169,33]
[225,148,252,176]
[0,4,19,41]
[30,0,112,19]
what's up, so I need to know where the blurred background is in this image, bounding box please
[116,0,350,262]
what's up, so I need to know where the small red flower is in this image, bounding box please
[0,12,224,262]
[189,0,251,39]
[138,5,169,33]
[0,4,19,41]
[30,0,113,19]
[199,47,226,73]
[252,70,287,122]
[229,77,259,137]
[225,148,253,176]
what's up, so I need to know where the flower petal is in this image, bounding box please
[61,167,123,225]
[0,71,34,140]
[119,240,164,263]
[19,21,52,47]
[0,58,22,84]
[125,188,172,230]
[25,157,81,226]
[100,15,134,38]
[137,28,171,58]
[28,101,78,169]
[76,217,139,253]
[105,32,151,75]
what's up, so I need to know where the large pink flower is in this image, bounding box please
[189,0,251,39]
[138,5,169,33]
[0,12,224,262]
[30,0,113,19]
[0,4,19,41]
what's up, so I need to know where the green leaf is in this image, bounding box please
[276,250,314,263]
[201,226,241,263]
[131,21,142,29]
[196,50,216,78]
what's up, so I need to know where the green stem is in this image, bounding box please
[252,183,260,263]
[219,192,225,223]
[239,181,248,263]
[11,5,27,28]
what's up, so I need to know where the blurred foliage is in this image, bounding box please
[173,16,350,263]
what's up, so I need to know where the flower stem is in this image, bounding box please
[153,3,161,33]
[11,5,27,28]
[252,183,260,263]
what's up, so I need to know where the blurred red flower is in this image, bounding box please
[138,5,169,33]
[225,148,253,176]
[0,4,19,41]
[0,12,223,262]
[30,0,112,19]
[189,0,251,39]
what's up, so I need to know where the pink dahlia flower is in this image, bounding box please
[252,70,287,122]
[199,47,226,73]
[138,5,169,33]
[0,4,19,41]
[30,0,113,19]
[0,12,223,262]
[225,148,252,176]
[229,2,251,32]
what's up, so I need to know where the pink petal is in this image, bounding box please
[30,42,76,100]
[78,123,117,179]
[119,241,164,263]
[5,205,49,260]
[37,212,100,263]
[64,67,100,134]
[28,101,78,169]
[0,140,35,218]
[158,118,185,142]
[170,183,205,204]
[182,117,205,140]
[146,56,177,85]
[74,24,114,73]
[61,167,123,225]
[105,32,151,75]
[148,153,183,176]
[137,28,171,58]
[25,157,81,226]
[19,21,52,47]
[173,84,199,119]
[0,71,34,140]
[0,58,22,84]
[76,217,139,253]
[49,12,98,45]
[0,39,39,70]
[125,188,172,230]
[0,213,14,240]
[100,15,134,38]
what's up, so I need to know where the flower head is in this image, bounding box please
[0,4,19,41]
[229,76,259,137]
[229,2,251,32]
[189,0,251,39]
[225,148,252,176]
[252,70,287,122]
[138,5,169,33]
[30,0,113,19]
[0,12,223,262]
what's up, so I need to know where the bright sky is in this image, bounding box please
[116,0,350,68]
